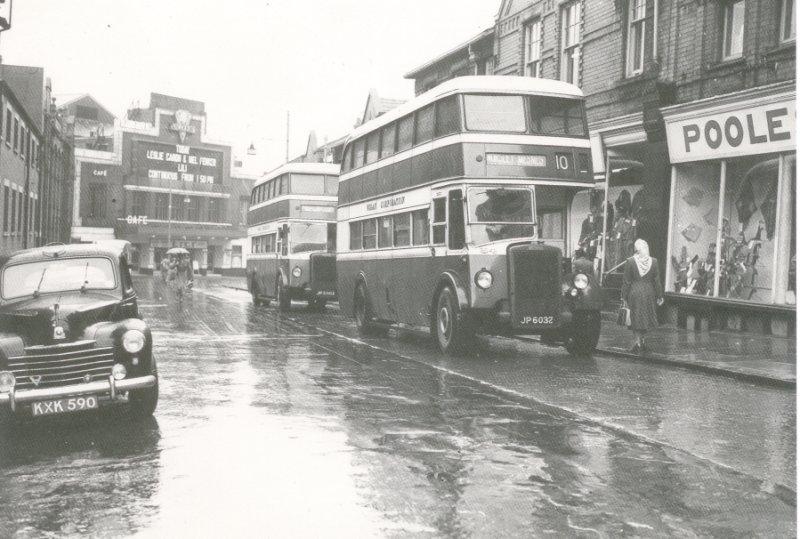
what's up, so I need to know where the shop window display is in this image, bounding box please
[669,155,787,305]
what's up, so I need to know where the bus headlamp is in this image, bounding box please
[122,329,146,354]
[475,270,493,290]
[0,371,15,393]
[292,266,302,278]
[573,273,589,290]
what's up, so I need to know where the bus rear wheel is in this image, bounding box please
[434,286,474,355]
[354,283,386,337]
[276,279,291,311]
[564,310,601,357]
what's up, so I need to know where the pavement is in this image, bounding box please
[203,273,797,388]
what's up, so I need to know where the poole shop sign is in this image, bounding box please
[663,90,795,163]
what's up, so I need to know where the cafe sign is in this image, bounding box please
[664,94,795,164]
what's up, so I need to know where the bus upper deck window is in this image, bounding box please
[380,124,396,159]
[464,94,526,133]
[414,104,435,145]
[435,95,461,137]
[529,96,587,136]
[397,115,414,152]
[354,138,366,168]
[366,131,380,164]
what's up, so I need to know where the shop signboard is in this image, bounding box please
[665,98,795,163]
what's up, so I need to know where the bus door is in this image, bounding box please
[274,223,289,294]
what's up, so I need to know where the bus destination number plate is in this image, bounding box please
[486,154,546,167]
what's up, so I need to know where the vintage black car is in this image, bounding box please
[0,241,158,422]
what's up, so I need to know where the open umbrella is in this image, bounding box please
[166,247,189,255]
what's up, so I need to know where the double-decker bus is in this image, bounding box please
[336,76,603,355]
[246,162,338,310]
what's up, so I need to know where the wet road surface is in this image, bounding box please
[0,276,794,537]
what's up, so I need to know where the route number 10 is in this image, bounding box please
[555,154,571,170]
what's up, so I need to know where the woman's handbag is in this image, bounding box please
[617,303,631,327]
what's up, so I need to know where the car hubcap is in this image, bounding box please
[438,305,451,339]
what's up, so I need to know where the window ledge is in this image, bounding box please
[613,72,656,89]
[705,56,746,73]
[763,41,796,58]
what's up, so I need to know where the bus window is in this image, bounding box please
[342,145,352,173]
[412,209,429,246]
[435,95,461,137]
[467,187,535,244]
[291,174,326,195]
[353,138,366,168]
[397,115,414,152]
[394,213,411,247]
[535,185,568,239]
[464,94,526,133]
[415,104,435,145]
[327,223,336,252]
[378,216,392,248]
[265,233,276,252]
[268,180,275,199]
[291,222,328,253]
[362,219,377,249]
[529,96,587,136]
[281,175,289,195]
[349,221,362,250]
[366,131,380,164]
[432,198,447,245]
[324,175,338,195]
[380,123,396,159]
[448,190,465,249]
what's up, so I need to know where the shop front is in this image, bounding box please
[662,82,796,336]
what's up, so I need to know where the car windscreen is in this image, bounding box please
[2,257,116,299]
[463,95,526,133]
[290,223,329,254]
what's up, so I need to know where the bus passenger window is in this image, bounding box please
[366,131,380,164]
[324,175,338,195]
[448,190,465,249]
[378,216,392,248]
[432,198,446,245]
[529,96,587,136]
[380,124,396,159]
[412,209,429,246]
[349,222,362,250]
[397,115,414,152]
[393,213,411,247]
[281,175,289,195]
[362,219,377,249]
[342,145,352,173]
[354,138,366,168]
[435,95,461,137]
[464,94,526,133]
[414,104,435,145]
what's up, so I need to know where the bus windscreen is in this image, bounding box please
[468,187,536,245]
[463,94,587,137]
[291,222,329,253]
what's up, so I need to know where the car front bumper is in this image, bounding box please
[0,374,157,412]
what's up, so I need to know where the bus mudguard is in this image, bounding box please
[433,272,470,313]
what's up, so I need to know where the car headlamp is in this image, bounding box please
[475,269,493,290]
[573,273,589,290]
[122,329,146,354]
[0,371,15,393]
[292,266,302,278]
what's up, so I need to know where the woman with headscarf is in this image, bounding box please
[621,239,664,353]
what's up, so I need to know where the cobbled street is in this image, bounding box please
[0,276,793,537]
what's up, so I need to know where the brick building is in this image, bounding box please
[404,0,796,334]
[64,92,254,275]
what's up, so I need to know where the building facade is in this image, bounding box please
[404,0,796,335]
[65,92,254,275]
[40,78,74,246]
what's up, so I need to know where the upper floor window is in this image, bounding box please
[523,19,542,77]
[560,2,582,84]
[208,199,219,222]
[4,110,9,143]
[627,0,647,76]
[780,0,795,42]
[13,117,18,153]
[722,0,745,60]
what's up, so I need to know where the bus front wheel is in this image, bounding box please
[564,311,601,357]
[276,279,291,311]
[434,286,474,356]
[354,283,386,337]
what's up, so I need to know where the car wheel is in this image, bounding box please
[564,311,601,357]
[354,283,387,337]
[276,279,291,311]
[129,380,159,419]
[435,286,474,355]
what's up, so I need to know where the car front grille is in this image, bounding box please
[7,340,115,391]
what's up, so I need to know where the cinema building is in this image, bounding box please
[66,93,253,275]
